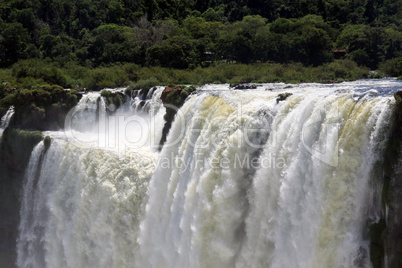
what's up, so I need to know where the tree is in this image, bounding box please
[148,35,201,68]
[335,24,367,49]
[88,24,143,65]
[0,22,30,67]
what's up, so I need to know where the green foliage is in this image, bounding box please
[126,77,160,95]
[101,89,112,97]
[336,25,402,69]
[148,35,202,69]
[379,57,402,77]
[89,24,143,66]
[317,59,369,81]
[0,22,30,67]
[11,59,69,88]
[100,90,125,109]
[3,84,80,130]
[0,0,400,70]
[348,49,370,66]
[369,72,384,79]
[335,24,367,49]
[0,0,399,92]
[84,65,130,91]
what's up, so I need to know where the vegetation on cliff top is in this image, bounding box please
[0,0,401,130]
[0,0,401,71]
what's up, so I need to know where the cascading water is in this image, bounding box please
[17,139,157,268]
[17,88,162,267]
[16,80,402,268]
[137,85,394,268]
[131,87,160,113]
[0,106,15,138]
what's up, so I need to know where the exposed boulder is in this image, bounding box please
[5,85,81,131]
[276,92,293,103]
[160,85,182,104]
[159,85,196,148]
[230,83,257,90]
[100,90,125,112]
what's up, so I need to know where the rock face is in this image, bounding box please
[159,85,195,148]
[368,91,402,268]
[0,129,42,267]
[380,91,402,268]
[10,85,81,131]
[160,85,182,104]
[100,90,125,112]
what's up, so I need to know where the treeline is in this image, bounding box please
[0,0,401,73]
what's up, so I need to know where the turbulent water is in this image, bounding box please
[16,80,402,268]
[0,106,14,138]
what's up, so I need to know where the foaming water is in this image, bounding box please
[17,139,157,267]
[0,106,14,138]
[17,80,401,268]
[137,87,395,268]
[17,88,163,267]
[62,88,165,152]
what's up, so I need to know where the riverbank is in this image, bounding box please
[1,58,397,123]
[1,59,374,94]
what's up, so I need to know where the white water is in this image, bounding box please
[17,80,400,268]
[17,140,157,268]
[0,106,14,138]
[62,88,165,151]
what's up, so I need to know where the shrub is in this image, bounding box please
[125,77,159,96]
[84,66,129,91]
[379,57,402,77]
[9,85,79,130]
[101,90,112,97]
[11,59,69,87]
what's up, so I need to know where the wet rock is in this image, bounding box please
[159,85,196,149]
[276,92,293,103]
[44,136,51,149]
[394,91,402,115]
[0,129,42,267]
[229,83,238,88]
[101,90,125,112]
[375,91,402,268]
[233,84,257,90]
[160,85,183,104]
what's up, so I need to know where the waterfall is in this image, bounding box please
[16,80,400,268]
[62,88,165,151]
[0,106,15,138]
[17,139,157,267]
[131,87,160,113]
[137,88,394,268]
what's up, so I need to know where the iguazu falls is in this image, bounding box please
[1,79,402,268]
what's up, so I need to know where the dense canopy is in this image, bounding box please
[0,0,401,70]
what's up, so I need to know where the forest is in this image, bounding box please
[0,0,401,91]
